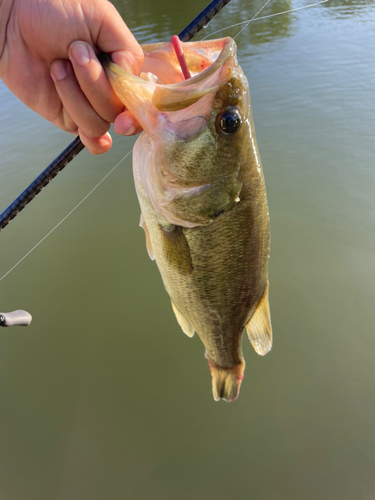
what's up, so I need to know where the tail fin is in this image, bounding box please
[207,359,245,402]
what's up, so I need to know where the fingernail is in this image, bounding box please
[102,132,112,145]
[70,43,90,66]
[52,61,68,81]
[114,114,139,136]
[124,124,136,136]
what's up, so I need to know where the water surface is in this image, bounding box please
[0,0,374,498]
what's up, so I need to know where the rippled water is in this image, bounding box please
[0,0,374,498]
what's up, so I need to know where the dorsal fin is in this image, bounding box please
[245,282,272,356]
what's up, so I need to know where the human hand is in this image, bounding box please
[0,0,144,154]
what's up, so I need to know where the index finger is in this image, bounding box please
[69,41,124,124]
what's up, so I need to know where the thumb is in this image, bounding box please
[93,1,144,74]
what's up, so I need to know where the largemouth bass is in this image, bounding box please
[103,38,272,402]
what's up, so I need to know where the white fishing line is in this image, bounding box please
[0,149,133,283]
[202,0,329,40]
[234,0,273,40]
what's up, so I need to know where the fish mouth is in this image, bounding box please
[102,38,237,141]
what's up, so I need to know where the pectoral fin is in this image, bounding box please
[171,301,195,337]
[159,224,193,275]
[139,214,155,261]
[245,282,272,356]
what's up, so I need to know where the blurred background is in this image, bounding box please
[0,0,375,498]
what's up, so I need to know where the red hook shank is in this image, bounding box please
[171,35,192,80]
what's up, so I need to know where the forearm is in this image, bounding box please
[0,0,13,62]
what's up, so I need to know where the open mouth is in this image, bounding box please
[102,38,237,138]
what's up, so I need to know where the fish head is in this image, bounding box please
[103,37,250,148]
[103,38,252,227]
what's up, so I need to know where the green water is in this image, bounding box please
[0,0,375,498]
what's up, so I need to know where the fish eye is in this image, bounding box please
[216,108,242,135]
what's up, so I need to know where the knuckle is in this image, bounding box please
[102,107,121,124]
[50,114,78,134]
[85,120,110,138]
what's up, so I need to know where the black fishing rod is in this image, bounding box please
[0,0,231,232]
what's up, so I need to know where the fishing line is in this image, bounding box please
[202,0,329,40]
[0,0,328,283]
[0,149,132,283]
[202,0,273,43]
[235,0,273,40]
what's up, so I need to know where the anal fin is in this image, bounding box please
[139,214,155,261]
[171,301,195,338]
[245,282,272,356]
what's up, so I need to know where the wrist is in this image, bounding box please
[0,0,14,61]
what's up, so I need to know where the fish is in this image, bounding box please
[103,37,272,402]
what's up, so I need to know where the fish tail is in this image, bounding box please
[207,358,245,402]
